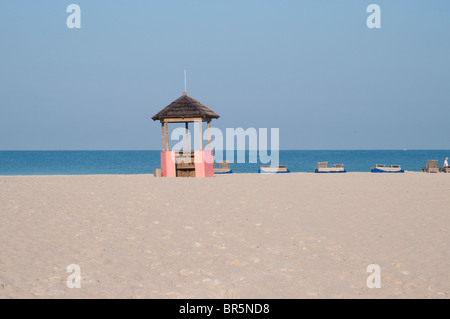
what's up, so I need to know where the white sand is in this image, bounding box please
[0,172,449,298]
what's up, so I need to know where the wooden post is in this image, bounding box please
[161,122,165,151]
[198,120,203,150]
[185,122,189,152]
[207,121,211,150]
[165,121,169,151]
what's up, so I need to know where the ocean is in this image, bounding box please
[0,150,449,176]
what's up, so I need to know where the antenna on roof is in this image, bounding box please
[183,69,187,96]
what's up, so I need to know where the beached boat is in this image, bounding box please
[258,165,290,174]
[214,161,232,174]
[214,167,232,174]
[314,162,346,173]
[371,164,404,173]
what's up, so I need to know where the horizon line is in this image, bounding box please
[1,149,450,152]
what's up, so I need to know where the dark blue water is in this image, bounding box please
[0,150,448,175]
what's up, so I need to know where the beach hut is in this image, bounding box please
[152,92,219,177]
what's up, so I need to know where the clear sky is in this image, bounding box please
[0,1,449,150]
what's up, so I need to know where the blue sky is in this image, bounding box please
[0,1,449,150]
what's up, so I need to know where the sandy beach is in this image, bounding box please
[0,172,449,299]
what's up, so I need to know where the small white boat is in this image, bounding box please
[371,164,404,173]
[214,161,232,174]
[314,162,346,173]
[214,167,232,174]
[258,165,290,174]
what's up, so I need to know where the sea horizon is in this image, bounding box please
[1,150,449,176]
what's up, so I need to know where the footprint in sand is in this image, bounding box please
[179,269,195,277]
[0,276,10,289]
[203,279,222,288]
[166,292,178,298]
[230,259,248,267]
[394,263,409,275]
[307,291,320,297]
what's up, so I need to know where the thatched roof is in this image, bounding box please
[152,93,220,121]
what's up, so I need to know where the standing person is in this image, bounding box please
[444,157,449,167]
